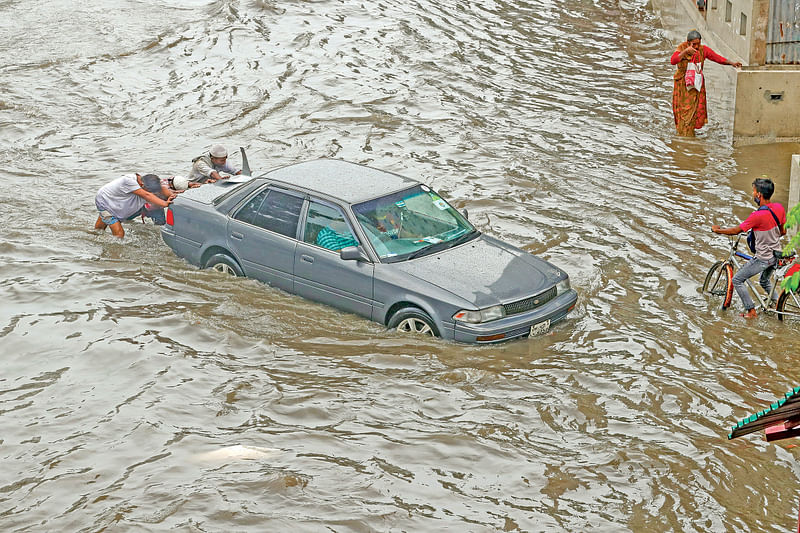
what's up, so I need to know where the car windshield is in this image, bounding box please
[352,185,477,262]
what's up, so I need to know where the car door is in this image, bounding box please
[294,199,375,318]
[227,186,304,293]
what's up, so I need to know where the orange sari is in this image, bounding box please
[672,42,707,136]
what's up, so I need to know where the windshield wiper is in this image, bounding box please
[404,230,480,261]
[445,229,479,249]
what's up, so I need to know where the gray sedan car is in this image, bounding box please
[161,158,577,343]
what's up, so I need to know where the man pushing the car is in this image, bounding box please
[188,144,242,184]
[94,173,174,239]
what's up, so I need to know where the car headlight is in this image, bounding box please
[452,304,506,324]
[556,278,571,296]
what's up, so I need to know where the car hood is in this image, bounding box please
[391,235,563,308]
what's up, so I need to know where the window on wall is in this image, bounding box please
[711,0,717,9]
[740,13,747,35]
[725,0,732,21]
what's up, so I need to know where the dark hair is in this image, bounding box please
[753,177,774,199]
[141,174,162,194]
[687,30,702,41]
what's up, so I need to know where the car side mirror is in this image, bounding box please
[461,208,469,220]
[340,245,369,262]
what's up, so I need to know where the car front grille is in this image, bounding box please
[503,286,557,316]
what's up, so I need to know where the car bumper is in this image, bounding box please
[451,290,578,344]
[160,226,202,266]
[161,226,177,248]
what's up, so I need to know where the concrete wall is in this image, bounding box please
[733,69,800,144]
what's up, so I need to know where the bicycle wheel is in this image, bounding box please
[776,290,800,322]
[702,261,725,294]
[703,261,734,309]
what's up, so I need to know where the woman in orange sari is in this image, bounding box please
[671,30,741,136]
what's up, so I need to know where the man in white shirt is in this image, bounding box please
[187,144,242,184]
[94,173,173,238]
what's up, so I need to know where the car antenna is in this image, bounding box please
[240,146,251,176]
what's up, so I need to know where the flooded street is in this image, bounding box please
[2,0,800,530]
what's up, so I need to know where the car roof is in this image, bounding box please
[259,159,419,204]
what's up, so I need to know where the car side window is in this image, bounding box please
[234,188,304,238]
[304,201,359,252]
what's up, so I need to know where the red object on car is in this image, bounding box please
[166,207,174,226]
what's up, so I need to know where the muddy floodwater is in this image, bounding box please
[2,0,800,531]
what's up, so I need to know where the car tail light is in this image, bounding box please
[166,208,174,226]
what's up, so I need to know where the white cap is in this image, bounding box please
[209,144,228,158]
[172,175,190,191]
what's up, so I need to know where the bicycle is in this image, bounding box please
[702,233,800,321]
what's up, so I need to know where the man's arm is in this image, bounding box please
[222,161,241,176]
[711,224,743,235]
[133,188,172,208]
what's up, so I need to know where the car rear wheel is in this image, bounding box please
[206,253,243,277]
[388,307,439,337]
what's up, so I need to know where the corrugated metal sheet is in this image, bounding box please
[766,0,800,64]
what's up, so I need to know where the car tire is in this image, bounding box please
[388,306,439,337]
[206,253,243,277]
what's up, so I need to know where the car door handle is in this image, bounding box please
[301,254,314,264]
[231,232,244,240]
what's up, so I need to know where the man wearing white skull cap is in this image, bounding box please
[187,144,241,184]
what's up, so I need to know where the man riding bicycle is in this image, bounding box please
[711,177,786,318]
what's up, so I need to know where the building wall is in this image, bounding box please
[651,0,746,64]
[703,0,759,63]
[733,69,800,143]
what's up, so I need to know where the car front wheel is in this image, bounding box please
[206,253,243,277]
[388,307,439,337]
